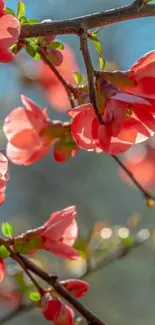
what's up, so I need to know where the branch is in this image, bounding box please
[112,155,155,203]
[0,238,106,325]
[14,254,107,325]
[20,2,155,38]
[0,228,149,323]
[79,29,103,125]
[38,46,77,108]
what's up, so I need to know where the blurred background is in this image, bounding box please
[1,0,155,324]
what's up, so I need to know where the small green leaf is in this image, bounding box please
[27,19,40,24]
[0,245,10,259]
[25,44,39,58]
[29,291,41,302]
[91,35,102,54]
[73,72,82,85]
[1,222,14,238]
[17,1,25,19]
[5,7,15,16]
[20,16,27,24]
[99,56,105,71]
[49,41,64,50]
[33,52,41,60]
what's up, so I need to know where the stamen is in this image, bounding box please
[125,104,133,120]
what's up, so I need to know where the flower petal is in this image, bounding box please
[43,241,80,260]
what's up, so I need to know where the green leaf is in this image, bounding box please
[17,1,25,19]
[29,291,41,302]
[91,36,102,54]
[99,56,105,71]
[20,16,27,24]
[27,19,40,24]
[49,41,64,50]
[5,7,15,16]
[0,245,10,259]
[25,44,39,58]
[1,222,14,238]
[33,52,41,60]
[73,72,83,85]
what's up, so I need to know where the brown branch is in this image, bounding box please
[20,2,155,38]
[0,228,149,323]
[112,155,155,203]
[79,29,103,125]
[37,46,77,108]
[13,254,106,325]
[0,238,106,325]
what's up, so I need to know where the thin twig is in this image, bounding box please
[0,238,44,294]
[79,29,103,125]
[112,155,155,202]
[0,238,106,325]
[0,229,149,323]
[12,254,107,325]
[20,2,155,38]
[38,46,77,108]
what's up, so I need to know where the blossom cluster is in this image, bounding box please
[0,0,155,324]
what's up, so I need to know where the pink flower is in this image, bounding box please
[103,51,155,100]
[3,95,53,165]
[0,0,21,62]
[4,95,78,165]
[14,206,79,260]
[68,89,155,154]
[42,294,74,325]
[0,258,5,282]
[61,279,89,298]
[0,153,9,205]
[125,51,155,98]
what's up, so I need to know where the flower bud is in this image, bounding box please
[42,294,61,321]
[62,279,89,298]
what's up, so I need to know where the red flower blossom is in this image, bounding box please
[68,89,155,154]
[3,95,56,165]
[0,153,9,205]
[4,95,78,165]
[0,258,5,282]
[42,294,74,325]
[103,51,155,100]
[38,43,79,111]
[15,206,79,260]
[62,279,89,298]
[0,0,21,62]
[125,51,155,98]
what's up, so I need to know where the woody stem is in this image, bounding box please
[79,29,104,125]
[20,1,155,38]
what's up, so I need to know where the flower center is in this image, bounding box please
[125,104,133,120]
